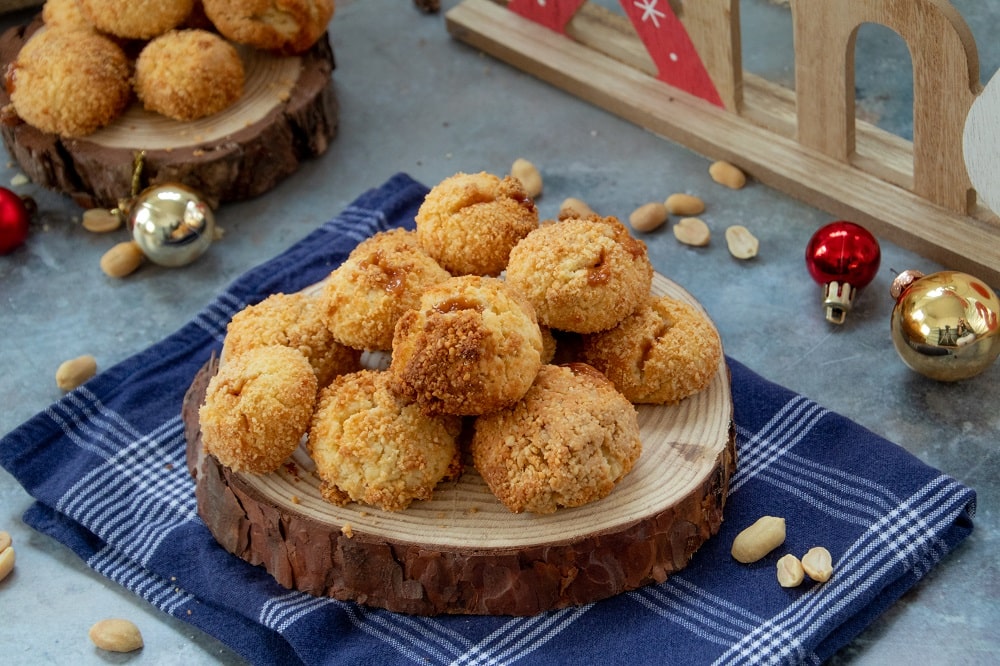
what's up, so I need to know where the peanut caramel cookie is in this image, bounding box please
[222,291,361,387]
[389,275,543,416]
[505,215,653,333]
[321,229,450,351]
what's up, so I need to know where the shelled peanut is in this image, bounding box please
[629,202,668,233]
[100,240,144,278]
[0,530,15,584]
[731,516,786,563]
[511,158,543,199]
[56,355,97,391]
[559,197,595,220]
[801,546,833,582]
[673,217,711,246]
[725,225,759,259]
[709,160,747,189]
[664,193,705,216]
[89,618,144,653]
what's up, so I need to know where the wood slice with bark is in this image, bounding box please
[183,273,736,616]
[0,18,338,209]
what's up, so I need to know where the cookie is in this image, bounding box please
[320,229,450,351]
[580,295,722,404]
[308,370,462,512]
[200,345,318,474]
[505,215,653,333]
[415,171,539,276]
[135,29,245,121]
[78,0,194,39]
[222,291,361,387]
[472,363,642,514]
[6,28,131,137]
[42,0,94,31]
[389,275,543,416]
[202,0,334,55]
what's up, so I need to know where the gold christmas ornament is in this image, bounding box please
[128,183,215,267]
[889,270,1000,381]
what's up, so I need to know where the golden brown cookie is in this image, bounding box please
[308,370,462,512]
[389,275,544,416]
[415,171,539,276]
[580,295,722,404]
[202,0,334,55]
[135,29,245,122]
[6,28,132,137]
[200,345,318,474]
[321,229,450,351]
[472,363,642,514]
[222,291,361,387]
[505,215,653,334]
[42,0,94,31]
[78,0,194,39]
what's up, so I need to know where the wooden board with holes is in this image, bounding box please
[0,18,337,210]
[182,273,736,617]
[446,0,1000,287]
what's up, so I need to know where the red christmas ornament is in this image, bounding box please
[805,221,881,324]
[0,186,31,254]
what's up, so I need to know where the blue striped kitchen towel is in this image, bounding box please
[0,172,976,665]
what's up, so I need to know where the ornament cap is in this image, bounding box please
[889,269,925,300]
[822,280,857,325]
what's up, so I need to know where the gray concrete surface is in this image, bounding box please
[1,1,997,664]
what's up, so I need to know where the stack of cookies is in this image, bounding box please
[199,171,724,515]
[4,0,334,136]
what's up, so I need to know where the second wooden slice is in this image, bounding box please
[0,19,338,209]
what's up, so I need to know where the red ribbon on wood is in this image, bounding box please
[507,0,723,107]
[507,0,587,33]
[620,0,723,106]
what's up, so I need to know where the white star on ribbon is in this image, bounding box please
[633,0,666,28]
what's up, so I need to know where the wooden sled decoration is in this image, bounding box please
[446,0,1000,287]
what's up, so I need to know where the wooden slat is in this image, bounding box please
[446,0,1000,287]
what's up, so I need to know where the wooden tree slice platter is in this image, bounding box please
[183,273,736,616]
[0,19,337,209]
